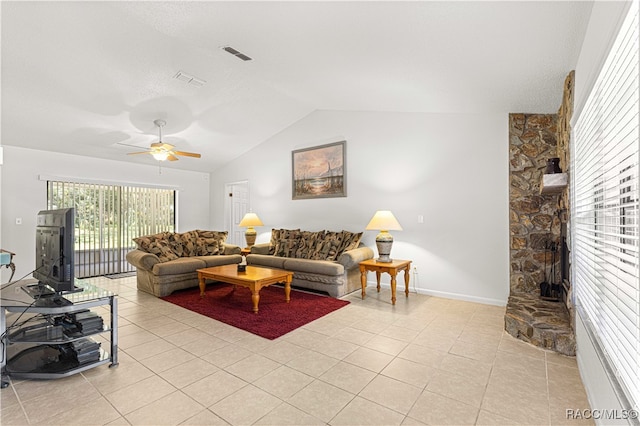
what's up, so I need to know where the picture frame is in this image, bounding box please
[292,141,346,200]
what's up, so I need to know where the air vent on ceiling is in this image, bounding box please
[222,46,252,61]
[173,71,206,87]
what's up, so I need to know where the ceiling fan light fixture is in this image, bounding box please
[152,151,169,161]
[126,119,201,162]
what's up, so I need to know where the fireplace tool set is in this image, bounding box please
[540,240,562,302]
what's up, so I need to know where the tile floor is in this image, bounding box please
[1,276,593,425]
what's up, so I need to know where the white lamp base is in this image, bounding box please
[245,227,257,247]
[375,231,394,263]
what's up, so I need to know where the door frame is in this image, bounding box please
[224,180,250,247]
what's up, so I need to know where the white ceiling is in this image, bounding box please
[1,1,594,173]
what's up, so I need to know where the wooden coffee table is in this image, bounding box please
[197,265,293,313]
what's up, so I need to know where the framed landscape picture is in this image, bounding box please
[292,141,346,200]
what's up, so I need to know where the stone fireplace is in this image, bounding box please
[505,72,575,356]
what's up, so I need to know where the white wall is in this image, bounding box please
[0,146,211,283]
[210,110,510,305]
[571,1,634,421]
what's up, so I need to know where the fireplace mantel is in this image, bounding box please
[540,173,568,194]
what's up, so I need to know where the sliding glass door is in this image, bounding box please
[47,181,175,277]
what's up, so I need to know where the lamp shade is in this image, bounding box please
[365,210,403,231]
[238,213,264,227]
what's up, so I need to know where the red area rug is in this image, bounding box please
[161,283,349,339]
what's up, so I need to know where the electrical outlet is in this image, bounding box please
[417,215,424,223]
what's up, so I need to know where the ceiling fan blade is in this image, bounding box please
[127,151,152,155]
[173,151,201,158]
[117,142,148,149]
[167,154,179,161]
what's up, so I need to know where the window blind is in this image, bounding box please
[572,0,639,411]
[48,181,175,277]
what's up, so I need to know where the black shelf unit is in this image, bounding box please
[1,280,118,384]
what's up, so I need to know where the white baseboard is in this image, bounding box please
[366,281,507,307]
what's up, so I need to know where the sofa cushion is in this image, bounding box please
[200,254,242,268]
[248,229,365,262]
[283,258,344,276]
[270,229,300,255]
[196,230,228,255]
[274,238,299,257]
[338,230,363,254]
[306,235,328,260]
[170,231,199,257]
[145,239,179,263]
[133,230,230,260]
[270,228,300,245]
[317,231,345,261]
[294,230,325,259]
[197,238,220,255]
[246,254,287,269]
[152,255,206,274]
[133,232,171,252]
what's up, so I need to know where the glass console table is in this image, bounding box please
[0,279,118,387]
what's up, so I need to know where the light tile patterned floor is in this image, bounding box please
[1,276,593,425]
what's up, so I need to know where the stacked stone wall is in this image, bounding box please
[557,71,574,327]
[506,71,575,355]
[509,113,561,294]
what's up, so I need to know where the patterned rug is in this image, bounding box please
[161,282,349,339]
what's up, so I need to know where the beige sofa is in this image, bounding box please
[125,230,242,297]
[247,229,374,297]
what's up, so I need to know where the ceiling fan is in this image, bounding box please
[127,119,201,161]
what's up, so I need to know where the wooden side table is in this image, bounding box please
[241,248,251,258]
[359,258,412,305]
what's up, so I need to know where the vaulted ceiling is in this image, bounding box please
[1,1,594,172]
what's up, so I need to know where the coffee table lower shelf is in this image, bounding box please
[197,265,293,313]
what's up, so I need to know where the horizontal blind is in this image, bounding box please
[572,0,639,411]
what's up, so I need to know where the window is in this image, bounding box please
[572,1,639,411]
[48,181,175,277]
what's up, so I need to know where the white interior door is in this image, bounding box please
[224,180,249,247]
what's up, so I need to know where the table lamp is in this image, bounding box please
[238,213,264,248]
[365,210,402,262]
